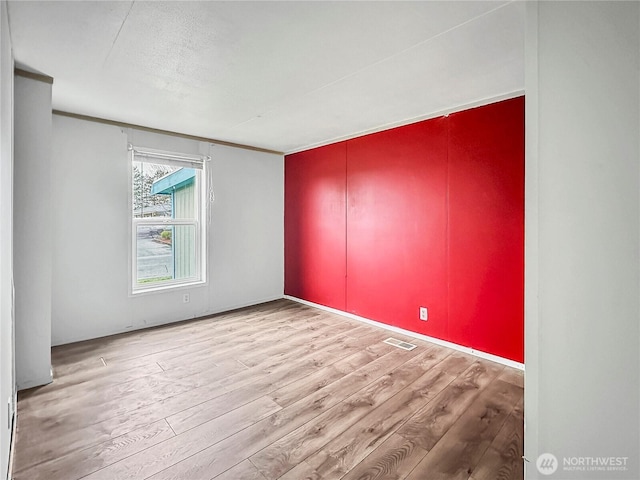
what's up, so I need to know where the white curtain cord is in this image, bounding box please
[205,144,214,226]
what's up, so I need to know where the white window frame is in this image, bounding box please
[129,145,208,294]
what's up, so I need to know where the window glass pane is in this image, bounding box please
[133,161,197,219]
[131,149,203,292]
[173,225,197,280]
[136,224,197,286]
[136,225,174,284]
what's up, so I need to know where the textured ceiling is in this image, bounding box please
[8,1,524,153]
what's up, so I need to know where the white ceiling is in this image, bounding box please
[7,1,524,153]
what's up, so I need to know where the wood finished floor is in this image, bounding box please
[13,299,524,480]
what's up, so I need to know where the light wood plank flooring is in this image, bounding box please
[13,299,524,480]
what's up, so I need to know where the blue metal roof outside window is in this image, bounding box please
[150,168,196,195]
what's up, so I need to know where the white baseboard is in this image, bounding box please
[7,400,15,480]
[16,370,53,391]
[52,295,286,347]
[284,295,525,371]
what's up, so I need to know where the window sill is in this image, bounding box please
[130,279,207,297]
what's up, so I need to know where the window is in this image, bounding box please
[131,145,207,292]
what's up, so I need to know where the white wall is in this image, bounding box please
[525,2,639,479]
[208,143,284,312]
[13,73,53,391]
[51,115,284,345]
[0,2,14,478]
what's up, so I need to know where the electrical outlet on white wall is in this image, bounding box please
[183,293,190,303]
[419,307,428,321]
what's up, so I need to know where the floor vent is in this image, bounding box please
[383,337,417,351]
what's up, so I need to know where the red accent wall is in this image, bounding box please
[284,142,347,310]
[447,99,525,362]
[346,119,449,341]
[284,97,524,363]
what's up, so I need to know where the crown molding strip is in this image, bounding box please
[286,89,525,155]
[15,68,54,85]
[52,110,284,156]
